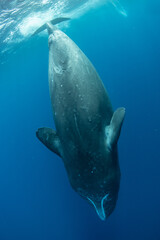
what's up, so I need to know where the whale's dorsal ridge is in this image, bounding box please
[105,107,125,150]
[36,127,62,157]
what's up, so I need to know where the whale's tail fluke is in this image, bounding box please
[31,17,70,37]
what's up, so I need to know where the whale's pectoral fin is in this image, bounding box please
[36,127,62,157]
[105,107,125,150]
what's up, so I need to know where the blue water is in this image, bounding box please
[0,1,160,240]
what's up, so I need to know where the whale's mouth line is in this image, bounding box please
[87,193,109,220]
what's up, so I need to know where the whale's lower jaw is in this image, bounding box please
[87,193,109,220]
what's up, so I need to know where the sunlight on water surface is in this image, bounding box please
[0,0,127,61]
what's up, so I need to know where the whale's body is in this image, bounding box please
[36,22,125,220]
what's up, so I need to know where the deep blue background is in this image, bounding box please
[0,2,160,240]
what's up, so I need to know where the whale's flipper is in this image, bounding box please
[36,127,62,157]
[31,17,70,36]
[105,107,125,150]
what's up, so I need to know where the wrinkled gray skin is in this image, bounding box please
[36,22,125,220]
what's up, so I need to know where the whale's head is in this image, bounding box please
[70,146,121,221]
[75,107,125,220]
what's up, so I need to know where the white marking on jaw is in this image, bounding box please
[87,193,109,220]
